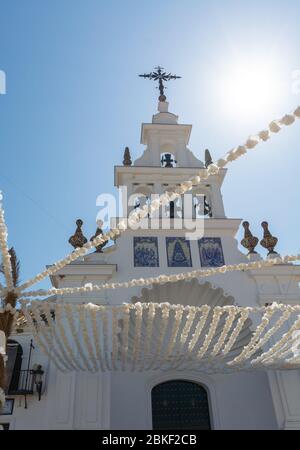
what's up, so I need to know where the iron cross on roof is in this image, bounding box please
[139,66,181,102]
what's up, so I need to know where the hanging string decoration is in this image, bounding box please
[17,253,300,299]
[0,105,300,405]
[13,105,300,293]
[20,300,300,373]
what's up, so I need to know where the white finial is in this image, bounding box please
[158,101,169,113]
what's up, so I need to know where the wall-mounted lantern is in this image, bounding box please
[31,364,44,401]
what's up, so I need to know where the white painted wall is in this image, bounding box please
[109,370,278,430]
[2,100,300,430]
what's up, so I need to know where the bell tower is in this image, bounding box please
[115,67,226,221]
[135,99,203,168]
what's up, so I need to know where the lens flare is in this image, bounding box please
[219,62,283,119]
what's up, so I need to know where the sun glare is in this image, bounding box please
[219,61,283,119]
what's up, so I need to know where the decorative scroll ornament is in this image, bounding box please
[260,221,278,255]
[20,300,300,374]
[68,219,88,249]
[123,147,132,166]
[241,221,259,254]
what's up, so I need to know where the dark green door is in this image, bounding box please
[152,380,211,430]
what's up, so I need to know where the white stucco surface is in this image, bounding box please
[2,100,300,430]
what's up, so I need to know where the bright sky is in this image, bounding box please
[0,0,300,290]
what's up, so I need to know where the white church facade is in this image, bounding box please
[1,82,300,430]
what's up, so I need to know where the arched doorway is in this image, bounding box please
[151,380,211,430]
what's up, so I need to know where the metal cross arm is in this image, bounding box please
[139,66,181,101]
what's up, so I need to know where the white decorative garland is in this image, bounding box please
[0,107,299,378]
[21,302,66,372]
[221,308,250,356]
[229,306,276,365]
[13,105,300,294]
[120,303,131,371]
[65,303,94,372]
[79,306,98,372]
[131,302,143,371]
[197,307,223,359]
[188,305,210,353]
[140,303,156,371]
[163,305,184,363]
[89,305,106,372]
[30,301,69,372]
[252,315,300,366]
[270,332,300,363]
[111,306,119,370]
[170,306,199,370]
[55,304,82,371]
[239,309,292,365]
[19,254,300,299]
[211,306,237,357]
[101,306,111,370]
[0,198,13,291]
[0,303,17,315]
[43,302,75,371]
[20,301,300,373]
[148,303,170,370]
[179,306,197,350]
